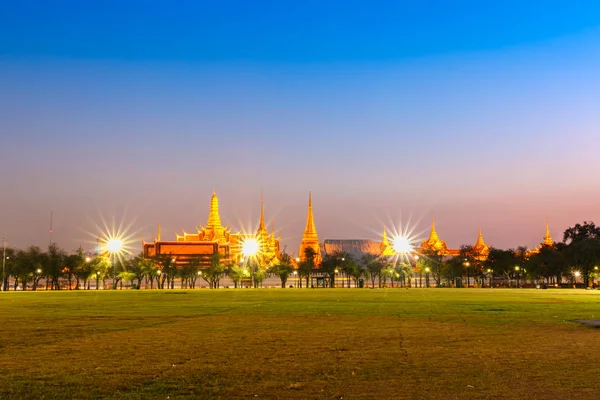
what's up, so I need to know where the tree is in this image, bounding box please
[419,249,444,286]
[228,265,246,288]
[91,256,111,290]
[201,253,226,289]
[138,256,157,289]
[360,253,384,288]
[46,243,67,290]
[64,247,84,289]
[269,253,294,288]
[297,247,319,288]
[563,221,600,287]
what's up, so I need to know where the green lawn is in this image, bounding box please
[1,289,599,399]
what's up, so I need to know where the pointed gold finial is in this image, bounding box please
[259,190,266,232]
[475,227,486,248]
[543,217,554,246]
[381,226,390,246]
[157,221,161,241]
[429,216,440,241]
[304,191,317,236]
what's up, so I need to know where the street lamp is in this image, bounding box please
[425,267,430,288]
[105,238,123,290]
[514,266,520,288]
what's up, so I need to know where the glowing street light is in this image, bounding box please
[106,238,123,253]
[393,236,412,254]
[85,257,91,263]
[104,238,124,290]
[242,238,260,257]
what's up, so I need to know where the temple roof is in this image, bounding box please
[473,228,490,255]
[421,216,448,252]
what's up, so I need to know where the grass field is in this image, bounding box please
[1,289,599,399]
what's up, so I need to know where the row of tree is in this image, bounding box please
[2,222,599,291]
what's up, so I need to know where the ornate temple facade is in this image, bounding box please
[298,192,322,265]
[143,191,281,267]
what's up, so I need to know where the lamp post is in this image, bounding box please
[425,267,430,288]
[487,269,493,288]
[514,266,520,288]
[574,271,581,288]
[105,238,123,290]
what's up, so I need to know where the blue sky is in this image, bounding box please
[1,1,600,253]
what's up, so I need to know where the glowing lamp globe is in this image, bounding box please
[393,237,412,254]
[106,238,123,253]
[242,238,260,256]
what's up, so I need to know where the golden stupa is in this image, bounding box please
[298,192,322,265]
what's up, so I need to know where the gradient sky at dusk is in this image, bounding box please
[1,1,600,254]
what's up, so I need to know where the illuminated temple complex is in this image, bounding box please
[143,190,555,267]
[324,215,553,262]
[143,192,281,266]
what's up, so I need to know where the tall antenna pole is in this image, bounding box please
[2,234,6,292]
[49,210,53,247]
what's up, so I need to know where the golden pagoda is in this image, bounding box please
[543,218,554,246]
[527,219,555,256]
[143,191,281,267]
[298,191,322,265]
[250,192,281,266]
[380,226,395,256]
[421,216,449,254]
[472,228,490,261]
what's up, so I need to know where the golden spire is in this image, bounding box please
[304,191,318,239]
[259,190,266,232]
[207,191,222,227]
[380,226,394,256]
[421,215,448,253]
[299,191,321,264]
[157,221,161,241]
[543,218,554,246]
[381,226,390,247]
[428,216,440,242]
[475,227,486,248]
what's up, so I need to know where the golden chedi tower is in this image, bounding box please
[299,192,322,265]
[472,228,490,261]
[198,191,231,244]
[253,191,281,265]
[543,218,554,246]
[380,226,395,257]
[421,216,449,254]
